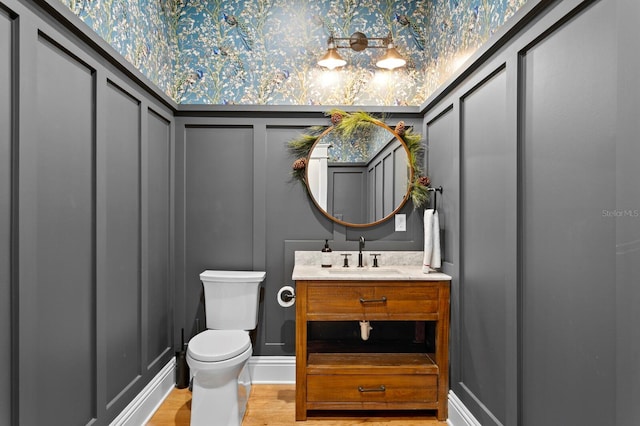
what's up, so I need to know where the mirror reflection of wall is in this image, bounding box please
[327,138,408,224]
[306,121,412,227]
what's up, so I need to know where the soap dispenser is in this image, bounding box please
[321,239,332,268]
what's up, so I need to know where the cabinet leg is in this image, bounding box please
[437,403,448,421]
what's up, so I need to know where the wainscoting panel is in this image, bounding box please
[145,108,173,370]
[331,168,366,224]
[459,66,509,426]
[0,6,14,426]
[519,1,616,424]
[263,126,336,355]
[33,31,96,425]
[183,126,255,336]
[367,140,406,222]
[104,80,142,406]
[425,105,456,265]
[614,0,640,423]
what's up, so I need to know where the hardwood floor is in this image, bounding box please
[147,385,444,425]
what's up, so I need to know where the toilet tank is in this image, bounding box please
[200,270,266,330]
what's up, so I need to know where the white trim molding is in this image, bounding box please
[110,358,176,426]
[447,390,482,426]
[248,355,296,384]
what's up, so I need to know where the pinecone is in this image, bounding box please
[330,112,343,125]
[292,157,307,170]
[394,121,406,136]
[418,175,431,187]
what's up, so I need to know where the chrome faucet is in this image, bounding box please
[358,236,365,267]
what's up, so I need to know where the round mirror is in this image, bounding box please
[305,120,413,227]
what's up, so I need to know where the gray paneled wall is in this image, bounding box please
[5,0,175,424]
[366,140,406,222]
[105,81,141,404]
[183,126,255,335]
[615,0,640,423]
[33,33,96,425]
[460,67,509,425]
[425,0,637,424]
[425,107,457,265]
[174,118,424,356]
[329,165,366,224]
[146,109,173,369]
[7,0,639,425]
[263,125,340,353]
[0,6,14,426]
[520,0,616,423]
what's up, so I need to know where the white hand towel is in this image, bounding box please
[422,209,442,273]
[432,210,441,269]
[422,210,434,273]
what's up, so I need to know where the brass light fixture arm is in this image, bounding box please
[327,32,393,51]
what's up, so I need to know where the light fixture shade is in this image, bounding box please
[375,44,406,70]
[317,45,347,70]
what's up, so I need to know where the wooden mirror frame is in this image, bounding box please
[304,120,414,228]
[288,110,430,228]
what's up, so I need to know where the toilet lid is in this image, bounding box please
[188,330,251,362]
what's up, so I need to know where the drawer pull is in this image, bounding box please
[358,385,386,393]
[359,296,387,304]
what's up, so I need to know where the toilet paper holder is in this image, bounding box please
[277,285,296,308]
[280,287,295,302]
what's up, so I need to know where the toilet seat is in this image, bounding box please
[188,330,251,362]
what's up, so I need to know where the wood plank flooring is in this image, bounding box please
[146,385,444,425]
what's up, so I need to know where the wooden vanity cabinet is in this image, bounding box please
[295,279,450,421]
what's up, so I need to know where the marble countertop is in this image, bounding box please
[292,251,451,281]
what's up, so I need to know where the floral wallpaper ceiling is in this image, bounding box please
[60,0,528,106]
[61,0,177,98]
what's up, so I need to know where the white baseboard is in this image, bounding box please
[447,390,482,426]
[247,355,296,384]
[115,356,479,426]
[110,358,176,426]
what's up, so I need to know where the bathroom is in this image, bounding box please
[1,0,638,425]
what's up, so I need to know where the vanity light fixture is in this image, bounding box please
[375,41,406,70]
[316,39,347,70]
[317,32,406,70]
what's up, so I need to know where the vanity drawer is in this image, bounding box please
[307,374,437,403]
[306,284,441,319]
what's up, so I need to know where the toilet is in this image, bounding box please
[186,270,266,426]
